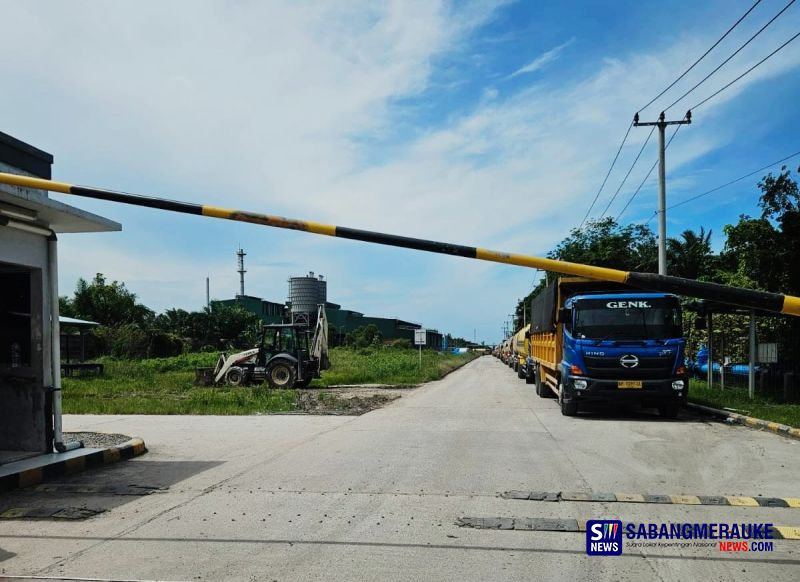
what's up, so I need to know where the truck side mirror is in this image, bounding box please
[558,307,571,324]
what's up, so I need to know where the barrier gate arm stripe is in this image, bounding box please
[2,172,798,317]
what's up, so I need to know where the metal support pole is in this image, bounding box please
[707,312,713,388]
[749,310,756,399]
[720,330,725,392]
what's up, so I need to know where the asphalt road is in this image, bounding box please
[1,356,798,581]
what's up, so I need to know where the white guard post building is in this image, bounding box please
[0,131,120,465]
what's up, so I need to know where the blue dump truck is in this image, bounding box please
[529,277,688,417]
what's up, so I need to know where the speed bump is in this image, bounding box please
[501,490,800,508]
[458,517,800,540]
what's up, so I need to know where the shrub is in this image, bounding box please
[148,332,184,358]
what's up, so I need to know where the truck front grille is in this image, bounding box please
[583,355,675,380]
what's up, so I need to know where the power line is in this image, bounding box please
[663,0,797,113]
[658,149,800,215]
[578,122,633,230]
[638,0,764,113]
[690,30,800,110]
[599,125,656,218]
[615,122,685,220]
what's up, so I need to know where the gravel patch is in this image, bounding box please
[63,432,134,448]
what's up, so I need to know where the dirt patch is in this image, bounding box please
[296,386,415,415]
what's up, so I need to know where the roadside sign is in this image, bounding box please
[758,342,778,363]
[415,329,427,346]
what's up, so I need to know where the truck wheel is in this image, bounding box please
[658,402,679,419]
[559,380,578,416]
[536,366,554,398]
[225,367,245,386]
[525,365,535,384]
[517,363,525,379]
[266,360,297,389]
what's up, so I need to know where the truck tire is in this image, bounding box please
[525,364,535,384]
[266,360,297,389]
[225,366,246,386]
[658,402,679,419]
[517,363,525,379]
[536,365,555,398]
[559,380,578,416]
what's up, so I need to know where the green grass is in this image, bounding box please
[318,348,480,385]
[62,348,479,415]
[689,379,800,428]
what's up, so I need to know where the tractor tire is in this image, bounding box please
[266,360,297,389]
[225,366,246,386]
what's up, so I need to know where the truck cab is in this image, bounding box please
[529,279,687,418]
[559,292,687,416]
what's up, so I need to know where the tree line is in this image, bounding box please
[60,278,473,359]
[60,275,263,358]
[512,167,800,364]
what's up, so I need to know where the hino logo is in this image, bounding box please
[620,354,639,368]
[606,301,651,308]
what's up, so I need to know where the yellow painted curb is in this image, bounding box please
[17,468,42,488]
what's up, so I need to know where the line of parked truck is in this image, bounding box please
[494,277,688,417]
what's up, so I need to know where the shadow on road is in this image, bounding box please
[568,404,715,423]
[0,460,223,520]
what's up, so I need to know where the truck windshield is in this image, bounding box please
[573,298,682,341]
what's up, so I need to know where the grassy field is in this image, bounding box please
[62,348,480,415]
[689,379,800,428]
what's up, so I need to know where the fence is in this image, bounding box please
[683,303,800,403]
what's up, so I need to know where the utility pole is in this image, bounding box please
[633,110,691,275]
[205,276,210,309]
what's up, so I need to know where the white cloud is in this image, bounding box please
[2,1,799,342]
[506,38,575,79]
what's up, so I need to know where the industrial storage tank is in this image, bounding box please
[288,272,327,315]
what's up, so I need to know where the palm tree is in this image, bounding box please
[667,227,713,280]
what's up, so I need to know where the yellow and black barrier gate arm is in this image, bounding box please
[1,172,799,318]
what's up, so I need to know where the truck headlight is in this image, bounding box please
[672,380,684,390]
[573,379,587,390]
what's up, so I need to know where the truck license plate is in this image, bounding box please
[618,380,642,389]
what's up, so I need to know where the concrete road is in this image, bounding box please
[1,356,798,581]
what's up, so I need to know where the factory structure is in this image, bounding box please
[216,255,445,348]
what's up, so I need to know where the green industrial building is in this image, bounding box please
[217,295,443,348]
[216,295,286,325]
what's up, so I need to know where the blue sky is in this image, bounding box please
[1,0,798,343]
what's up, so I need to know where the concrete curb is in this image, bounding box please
[0,437,147,493]
[688,402,800,441]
